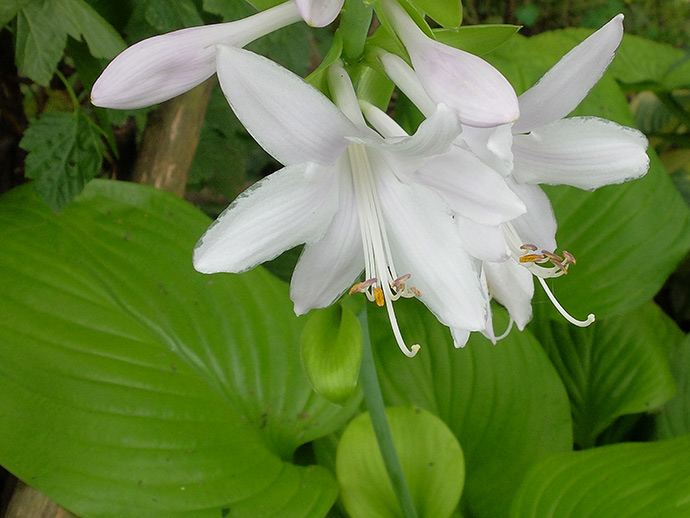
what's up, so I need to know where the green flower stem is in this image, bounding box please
[358,309,419,518]
[340,0,373,63]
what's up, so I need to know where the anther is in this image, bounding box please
[410,286,422,297]
[349,278,377,295]
[562,250,576,265]
[391,274,411,292]
[519,253,545,263]
[520,244,539,251]
[374,287,385,307]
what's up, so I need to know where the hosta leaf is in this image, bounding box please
[369,300,572,518]
[657,333,690,439]
[20,111,103,212]
[336,406,464,518]
[509,434,690,518]
[410,0,461,28]
[531,302,679,448]
[0,180,359,517]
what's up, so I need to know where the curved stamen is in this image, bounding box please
[538,277,595,327]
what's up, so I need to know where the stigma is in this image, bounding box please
[347,144,422,357]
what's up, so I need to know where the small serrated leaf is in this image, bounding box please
[56,0,126,59]
[145,0,204,32]
[20,111,102,212]
[15,1,67,85]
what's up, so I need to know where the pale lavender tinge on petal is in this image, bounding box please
[512,117,649,190]
[193,163,338,275]
[216,45,361,166]
[514,14,624,133]
[290,163,364,315]
[295,0,344,27]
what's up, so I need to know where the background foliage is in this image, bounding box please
[2,0,690,517]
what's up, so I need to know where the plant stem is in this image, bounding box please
[357,309,418,518]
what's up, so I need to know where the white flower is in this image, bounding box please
[380,15,650,338]
[378,0,519,128]
[295,0,343,27]
[91,1,302,109]
[193,45,489,356]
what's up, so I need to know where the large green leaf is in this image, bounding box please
[369,300,572,518]
[486,32,690,321]
[336,406,464,518]
[0,180,360,517]
[509,434,690,517]
[657,333,690,439]
[531,302,679,448]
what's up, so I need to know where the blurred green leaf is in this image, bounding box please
[434,25,520,56]
[301,305,363,405]
[14,0,124,85]
[337,406,464,518]
[531,303,679,448]
[20,111,102,212]
[144,0,203,32]
[0,0,23,27]
[657,334,690,439]
[509,434,690,517]
[370,300,572,518]
[410,0,461,28]
[0,180,361,517]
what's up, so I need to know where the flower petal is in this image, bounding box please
[484,260,534,330]
[506,178,558,252]
[512,117,649,190]
[374,165,487,331]
[91,2,301,109]
[216,45,361,166]
[413,147,526,225]
[295,0,344,26]
[458,218,510,262]
[193,163,338,274]
[460,123,515,176]
[380,0,519,128]
[290,168,364,315]
[513,15,624,132]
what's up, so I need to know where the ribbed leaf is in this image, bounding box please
[657,333,690,439]
[0,180,360,517]
[531,302,679,448]
[369,300,572,518]
[510,434,690,518]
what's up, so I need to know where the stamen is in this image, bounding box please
[391,274,411,292]
[374,287,385,307]
[349,278,377,295]
[519,253,545,263]
[494,317,514,341]
[410,286,422,297]
[562,250,576,265]
[537,277,595,327]
[520,244,539,251]
[383,294,421,357]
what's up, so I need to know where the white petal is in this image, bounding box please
[380,104,461,159]
[512,117,649,190]
[460,124,515,176]
[295,0,344,26]
[378,52,437,117]
[290,169,364,314]
[484,260,534,330]
[413,147,526,225]
[375,169,487,331]
[451,327,471,348]
[216,45,361,166]
[381,0,519,127]
[193,163,338,274]
[506,178,558,252]
[91,3,301,109]
[458,219,510,262]
[514,15,624,132]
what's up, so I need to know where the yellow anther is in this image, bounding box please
[374,287,385,307]
[519,254,544,263]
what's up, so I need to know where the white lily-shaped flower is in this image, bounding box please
[295,0,343,27]
[193,45,489,356]
[378,0,519,128]
[380,14,650,338]
[91,1,302,109]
